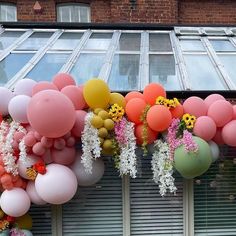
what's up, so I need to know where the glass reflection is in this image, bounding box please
[117,33,141,51]
[149,34,172,52]
[180,40,205,52]
[210,40,236,52]
[0,31,23,50]
[83,33,112,50]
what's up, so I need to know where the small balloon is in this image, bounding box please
[14,78,37,97]
[208,141,220,163]
[32,81,59,95]
[52,73,76,90]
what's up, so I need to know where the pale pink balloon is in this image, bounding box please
[183,96,207,118]
[53,138,66,150]
[0,87,14,116]
[24,133,37,147]
[63,132,71,140]
[17,155,42,179]
[8,95,31,123]
[27,90,76,138]
[26,181,47,205]
[193,116,217,141]
[66,137,76,147]
[212,128,224,145]
[71,110,87,137]
[35,164,77,204]
[40,136,53,148]
[32,142,46,156]
[32,81,59,96]
[233,105,236,119]
[61,85,86,110]
[52,73,76,90]
[208,100,233,127]
[42,149,53,164]
[222,120,236,147]
[14,78,37,97]
[0,188,31,217]
[34,131,42,141]
[204,94,225,110]
[14,131,25,143]
[51,147,76,165]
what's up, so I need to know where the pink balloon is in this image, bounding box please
[34,131,42,141]
[27,90,76,138]
[204,94,225,110]
[193,116,217,141]
[222,120,236,147]
[208,100,233,127]
[32,81,59,95]
[66,137,76,147]
[0,188,31,217]
[61,85,86,110]
[8,95,31,123]
[233,105,236,119]
[26,181,46,205]
[53,138,66,150]
[51,147,76,165]
[0,87,14,116]
[212,128,224,145]
[32,142,46,156]
[14,131,25,143]
[183,97,207,118]
[71,110,87,137]
[14,79,37,97]
[52,73,76,90]
[42,149,53,164]
[40,136,53,148]
[24,133,37,147]
[35,164,77,204]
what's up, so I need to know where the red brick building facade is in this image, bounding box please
[1,0,236,24]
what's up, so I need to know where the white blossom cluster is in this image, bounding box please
[151,140,177,197]
[81,112,101,173]
[118,120,137,178]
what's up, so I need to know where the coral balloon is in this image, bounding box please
[27,90,76,138]
[61,85,86,110]
[125,98,146,124]
[193,116,217,141]
[183,96,207,118]
[171,104,184,119]
[51,147,76,165]
[0,87,14,116]
[52,73,76,90]
[146,105,172,132]
[125,91,144,103]
[53,138,66,150]
[14,79,37,97]
[222,120,236,147]
[109,93,126,108]
[232,105,236,119]
[83,79,110,109]
[135,124,158,145]
[71,110,87,137]
[204,94,225,109]
[0,188,30,217]
[32,81,58,95]
[26,181,46,205]
[143,83,166,105]
[35,164,77,204]
[212,128,224,145]
[207,100,233,127]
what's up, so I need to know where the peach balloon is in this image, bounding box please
[212,128,224,145]
[125,91,144,103]
[135,124,158,145]
[204,94,225,110]
[183,97,207,118]
[52,73,76,90]
[143,83,166,105]
[171,104,184,119]
[222,120,236,147]
[32,81,58,96]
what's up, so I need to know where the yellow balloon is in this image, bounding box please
[109,93,126,108]
[83,78,110,109]
[15,214,32,230]
[0,209,5,219]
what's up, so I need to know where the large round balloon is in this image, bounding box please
[26,181,46,205]
[135,124,158,145]
[0,87,14,116]
[208,100,233,127]
[125,91,144,103]
[32,81,59,95]
[143,83,166,105]
[83,79,110,109]
[174,137,212,179]
[27,90,76,138]
[35,164,77,204]
[222,120,236,147]
[109,93,126,108]
[14,79,37,97]
[0,188,31,217]
[146,105,172,132]
[52,73,76,90]
[70,151,104,186]
[204,94,225,109]
[15,213,33,230]
[171,104,184,119]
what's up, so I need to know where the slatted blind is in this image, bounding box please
[62,158,123,236]
[194,146,236,236]
[130,156,184,236]
[29,204,52,235]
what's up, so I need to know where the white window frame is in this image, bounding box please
[0,2,17,22]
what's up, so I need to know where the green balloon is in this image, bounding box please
[0,229,9,236]
[174,136,212,179]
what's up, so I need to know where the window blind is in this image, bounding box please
[194,146,236,236]
[62,158,123,236]
[130,155,184,236]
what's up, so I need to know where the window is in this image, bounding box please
[57,3,90,23]
[0,3,16,21]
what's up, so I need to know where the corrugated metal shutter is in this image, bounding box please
[29,204,52,235]
[130,156,184,236]
[194,146,236,236]
[62,158,123,236]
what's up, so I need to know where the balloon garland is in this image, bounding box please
[0,73,234,233]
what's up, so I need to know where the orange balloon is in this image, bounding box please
[125,91,144,103]
[135,124,158,145]
[147,105,172,132]
[143,83,166,105]
[171,104,184,118]
[125,98,147,124]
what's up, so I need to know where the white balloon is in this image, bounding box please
[208,141,220,162]
[21,230,33,236]
[70,150,105,186]
[14,78,37,97]
[0,87,14,116]
[26,181,47,205]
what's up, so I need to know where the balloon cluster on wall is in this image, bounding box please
[0,73,235,232]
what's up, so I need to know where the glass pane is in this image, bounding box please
[210,40,236,52]
[149,55,181,90]
[27,53,70,82]
[205,29,226,35]
[0,31,23,50]
[0,53,33,85]
[84,33,112,50]
[184,55,225,90]
[149,34,172,52]
[108,54,140,91]
[180,40,205,51]
[16,32,53,50]
[70,53,105,84]
[51,32,82,50]
[57,5,71,22]
[80,6,90,22]
[0,4,16,21]
[117,33,141,51]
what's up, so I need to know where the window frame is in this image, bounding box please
[0,2,17,22]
